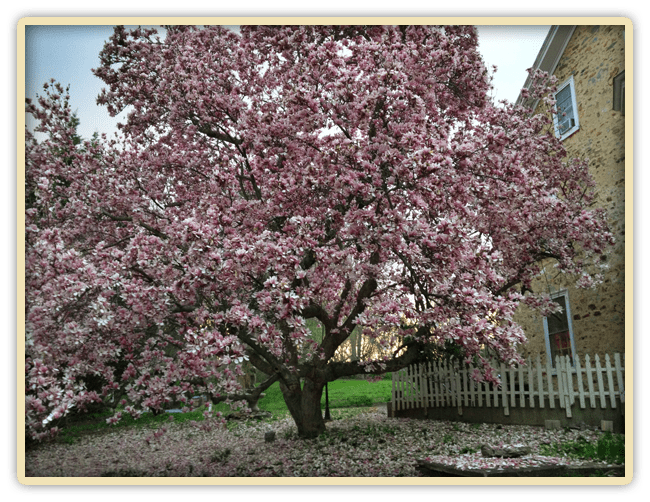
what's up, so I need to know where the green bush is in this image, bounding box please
[540,432,625,464]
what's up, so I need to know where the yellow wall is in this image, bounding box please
[516,25,626,362]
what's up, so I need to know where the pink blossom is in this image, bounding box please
[24,26,613,440]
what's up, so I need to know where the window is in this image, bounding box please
[613,71,625,115]
[554,76,580,140]
[543,290,576,368]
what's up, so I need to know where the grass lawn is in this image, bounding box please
[254,377,392,415]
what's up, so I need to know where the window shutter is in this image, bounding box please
[613,71,625,115]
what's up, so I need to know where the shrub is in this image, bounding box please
[540,432,625,464]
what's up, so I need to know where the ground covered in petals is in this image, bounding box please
[25,410,623,477]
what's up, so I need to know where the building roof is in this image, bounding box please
[515,25,576,109]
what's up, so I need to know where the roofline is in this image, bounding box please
[515,25,576,108]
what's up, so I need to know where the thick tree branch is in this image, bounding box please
[100,208,131,222]
[192,118,243,146]
[130,265,159,285]
[323,339,424,381]
[494,251,562,296]
[301,302,332,329]
[247,351,275,376]
[235,328,292,382]
[332,279,353,324]
[102,234,135,250]
[100,208,169,240]
[136,221,169,240]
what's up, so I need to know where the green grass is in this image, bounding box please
[52,407,211,445]
[202,377,392,417]
[255,378,392,415]
[540,432,625,465]
[44,377,393,445]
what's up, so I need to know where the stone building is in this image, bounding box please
[513,25,627,365]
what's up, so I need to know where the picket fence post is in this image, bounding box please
[585,354,596,408]
[420,362,427,408]
[458,362,464,409]
[565,355,576,408]
[536,354,545,408]
[575,354,586,409]
[595,354,606,409]
[500,361,509,416]
[446,359,454,408]
[517,361,525,408]
[555,355,569,417]
[527,358,535,407]
[605,354,616,408]
[463,367,469,406]
[546,355,556,409]
[432,361,437,407]
[614,353,624,411]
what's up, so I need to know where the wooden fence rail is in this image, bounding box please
[391,353,625,419]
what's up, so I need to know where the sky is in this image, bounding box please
[24,24,550,141]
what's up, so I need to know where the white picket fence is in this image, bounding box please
[392,353,625,418]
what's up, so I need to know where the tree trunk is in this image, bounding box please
[279,378,326,439]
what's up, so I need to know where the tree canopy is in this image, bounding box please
[25,25,613,439]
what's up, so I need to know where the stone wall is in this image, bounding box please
[515,25,626,361]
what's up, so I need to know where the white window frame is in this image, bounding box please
[553,76,580,140]
[542,289,577,369]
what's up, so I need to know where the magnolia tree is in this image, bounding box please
[25,25,613,440]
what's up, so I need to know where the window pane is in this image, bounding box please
[547,296,569,335]
[556,85,572,105]
[550,330,572,364]
[546,295,572,367]
[558,115,572,133]
[556,85,575,133]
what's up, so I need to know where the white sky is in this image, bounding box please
[24,24,549,141]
